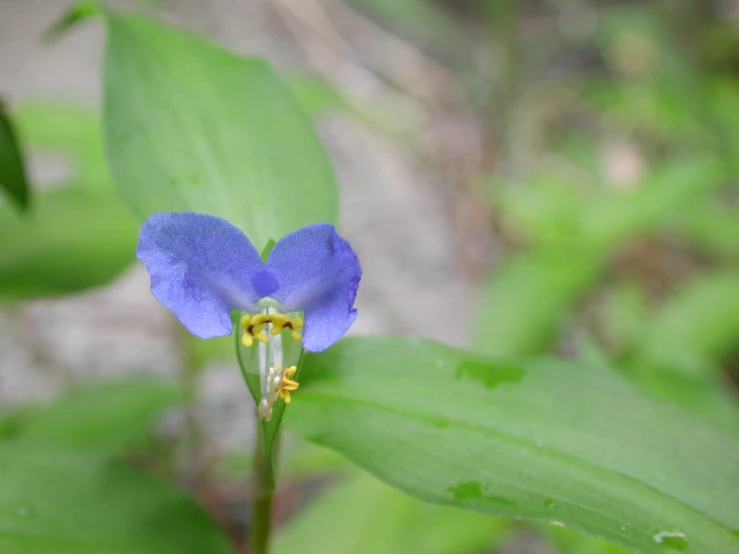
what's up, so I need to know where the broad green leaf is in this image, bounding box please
[0,444,232,554]
[12,101,111,189]
[626,368,739,437]
[13,379,185,453]
[0,100,30,211]
[0,188,138,299]
[286,337,739,553]
[473,250,602,356]
[103,13,338,250]
[274,472,510,554]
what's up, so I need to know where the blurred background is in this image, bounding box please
[1,0,738,552]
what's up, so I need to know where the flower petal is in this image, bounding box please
[267,223,361,351]
[137,212,271,338]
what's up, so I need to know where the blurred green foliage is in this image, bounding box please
[0,100,30,211]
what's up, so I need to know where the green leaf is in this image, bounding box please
[235,317,303,481]
[0,444,232,553]
[274,472,510,554]
[13,379,186,453]
[0,188,138,299]
[103,13,338,251]
[0,100,30,211]
[626,368,739,437]
[286,337,739,553]
[42,1,104,43]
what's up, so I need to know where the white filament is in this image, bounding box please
[256,307,286,421]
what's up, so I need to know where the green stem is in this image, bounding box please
[250,432,274,554]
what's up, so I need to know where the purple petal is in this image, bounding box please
[137,212,272,338]
[267,223,361,351]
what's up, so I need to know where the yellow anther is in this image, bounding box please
[278,365,299,404]
[240,312,305,347]
[270,313,289,325]
[288,317,304,342]
[250,313,268,326]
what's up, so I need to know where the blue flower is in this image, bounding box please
[136,212,362,352]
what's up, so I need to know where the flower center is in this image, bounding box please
[240,312,304,347]
[242,308,304,421]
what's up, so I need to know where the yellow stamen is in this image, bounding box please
[240,311,304,348]
[270,313,289,325]
[250,313,268,326]
[278,365,299,404]
[281,380,299,391]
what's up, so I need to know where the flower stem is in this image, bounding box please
[250,431,274,554]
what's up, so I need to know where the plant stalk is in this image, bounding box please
[249,431,274,554]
